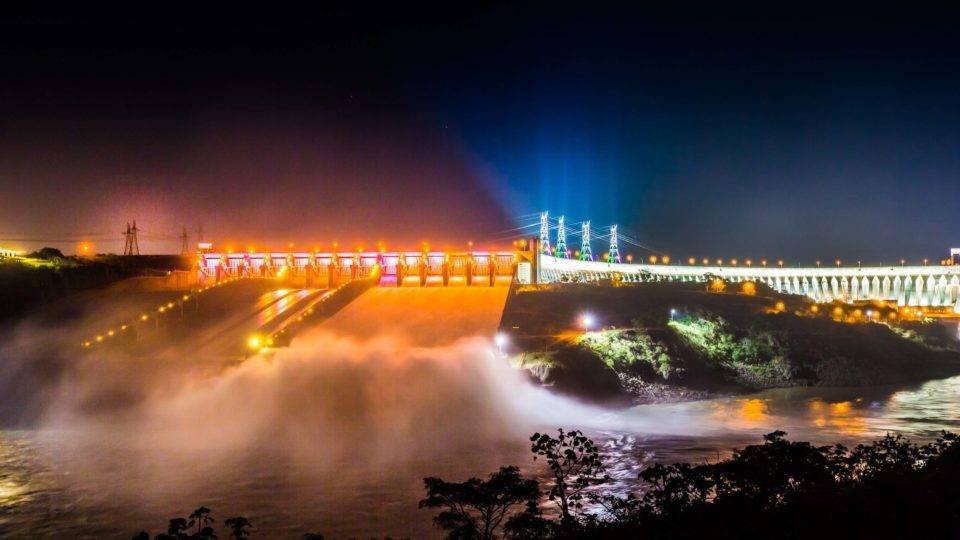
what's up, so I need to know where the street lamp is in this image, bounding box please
[579,313,596,331]
[494,332,508,355]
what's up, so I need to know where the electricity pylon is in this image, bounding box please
[180,226,189,255]
[539,211,551,254]
[608,224,621,263]
[123,220,140,256]
[579,221,593,261]
[555,216,568,258]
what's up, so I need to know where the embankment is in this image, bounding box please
[499,282,960,404]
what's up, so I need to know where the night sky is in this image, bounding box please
[2,6,958,262]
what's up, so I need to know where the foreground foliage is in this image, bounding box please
[422,429,960,539]
[134,428,960,538]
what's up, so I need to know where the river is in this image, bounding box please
[1,289,958,538]
[2,372,959,538]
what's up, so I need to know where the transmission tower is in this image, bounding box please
[180,226,190,255]
[555,216,568,258]
[123,220,140,256]
[608,225,621,263]
[539,211,551,254]
[196,225,204,243]
[579,221,593,261]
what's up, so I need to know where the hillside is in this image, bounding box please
[499,281,960,404]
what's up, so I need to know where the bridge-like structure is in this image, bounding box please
[199,250,517,288]
[196,210,960,310]
[523,210,960,310]
[537,254,960,309]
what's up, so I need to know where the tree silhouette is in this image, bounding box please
[709,430,837,509]
[188,506,215,536]
[529,429,609,521]
[224,516,252,539]
[167,517,188,537]
[420,465,540,539]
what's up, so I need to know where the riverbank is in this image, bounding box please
[0,253,189,322]
[499,281,960,405]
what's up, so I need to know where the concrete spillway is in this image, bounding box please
[320,286,510,346]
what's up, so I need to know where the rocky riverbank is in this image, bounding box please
[500,281,960,405]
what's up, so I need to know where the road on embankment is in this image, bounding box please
[319,286,510,346]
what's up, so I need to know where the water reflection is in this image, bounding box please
[621,375,960,454]
[4,374,960,537]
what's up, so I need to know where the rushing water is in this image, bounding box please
[2,290,959,539]
[3,374,960,539]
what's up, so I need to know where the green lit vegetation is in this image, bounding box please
[666,312,792,387]
[501,282,960,404]
[578,329,675,379]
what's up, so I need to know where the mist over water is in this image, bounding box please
[0,289,613,537]
[3,292,960,537]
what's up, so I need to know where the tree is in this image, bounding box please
[188,506,215,536]
[710,430,836,509]
[167,517,188,537]
[501,501,554,539]
[420,465,540,539]
[639,462,711,516]
[224,517,252,539]
[529,429,609,521]
[32,247,64,260]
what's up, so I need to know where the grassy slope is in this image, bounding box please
[499,282,960,403]
[0,255,189,321]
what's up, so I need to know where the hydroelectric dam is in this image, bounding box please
[196,241,960,311]
[78,211,960,355]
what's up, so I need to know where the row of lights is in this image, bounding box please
[81,276,242,348]
[647,256,786,267]
[808,303,926,321]
[225,240,519,255]
[245,277,359,353]
[645,257,941,268]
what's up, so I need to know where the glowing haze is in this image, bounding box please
[2,8,959,260]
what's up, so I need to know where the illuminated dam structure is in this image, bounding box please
[538,254,960,309]
[200,250,518,287]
